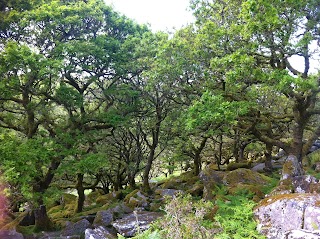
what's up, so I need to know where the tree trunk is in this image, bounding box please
[128,173,136,189]
[34,205,51,232]
[75,173,85,213]
[264,143,273,173]
[193,137,208,175]
[290,122,304,162]
[143,147,156,193]
[142,118,161,193]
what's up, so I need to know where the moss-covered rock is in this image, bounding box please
[226,162,252,171]
[123,190,149,209]
[85,190,103,205]
[282,155,304,180]
[200,166,272,200]
[1,211,29,230]
[223,168,271,186]
[254,194,320,238]
[269,175,320,196]
[200,166,226,200]
[186,183,203,197]
[123,189,140,203]
[161,171,199,191]
[61,193,77,206]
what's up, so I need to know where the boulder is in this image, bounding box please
[254,193,320,239]
[96,191,123,206]
[186,183,204,197]
[223,168,270,186]
[110,203,132,218]
[283,230,320,239]
[0,229,24,239]
[199,167,225,200]
[85,226,116,239]
[269,173,320,196]
[160,171,199,191]
[251,163,266,173]
[226,162,251,171]
[251,161,284,173]
[93,210,113,227]
[314,162,320,172]
[124,190,150,209]
[200,166,271,200]
[155,189,184,198]
[282,155,304,180]
[61,219,91,237]
[313,140,320,148]
[93,203,132,227]
[112,211,162,237]
[309,146,319,154]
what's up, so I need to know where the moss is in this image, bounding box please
[161,171,200,191]
[48,205,63,215]
[226,162,251,171]
[16,225,35,235]
[256,193,316,208]
[1,210,29,230]
[124,189,140,203]
[224,168,272,186]
[305,150,320,166]
[85,190,103,205]
[150,202,163,212]
[282,161,294,176]
[61,193,77,206]
[186,183,204,197]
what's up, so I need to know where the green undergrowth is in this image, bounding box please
[125,186,266,239]
[214,189,265,239]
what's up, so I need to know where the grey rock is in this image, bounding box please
[283,229,320,239]
[252,162,283,173]
[112,211,162,237]
[85,226,116,239]
[93,210,113,227]
[254,194,320,239]
[276,149,286,158]
[282,155,304,180]
[155,188,184,197]
[93,203,132,227]
[304,206,320,231]
[0,230,24,239]
[314,162,320,172]
[251,163,266,173]
[291,175,319,193]
[61,219,91,237]
[309,146,319,153]
[111,203,133,217]
[313,140,320,148]
[199,167,225,200]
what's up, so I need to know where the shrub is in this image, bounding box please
[214,191,265,239]
[158,195,215,239]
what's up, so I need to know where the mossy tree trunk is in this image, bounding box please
[34,205,52,232]
[193,137,208,175]
[264,143,273,172]
[75,173,85,213]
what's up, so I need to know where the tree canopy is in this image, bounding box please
[0,0,319,229]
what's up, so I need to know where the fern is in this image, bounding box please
[214,193,265,239]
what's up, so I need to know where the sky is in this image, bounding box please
[104,0,318,73]
[104,0,195,32]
